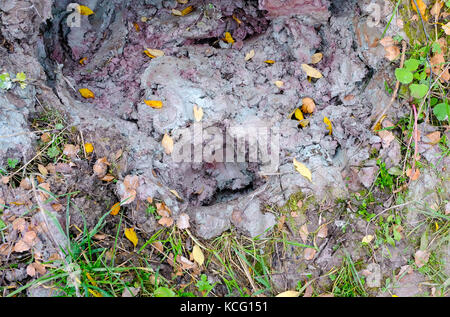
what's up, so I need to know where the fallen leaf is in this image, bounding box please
[63,144,79,158]
[158,216,174,227]
[299,224,309,243]
[430,0,443,20]
[406,168,420,181]
[443,22,450,35]
[323,116,332,135]
[193,105,203,122]
[41,132,51,143]
[301,64,322,78]
[378,130,395,148]
[38,183,51,201]
[303,284,313,297]
[362,235,374,244]
[176,213,190,229]
[26,264,36,277]
[181,5,193,16]
[274,80,284,88]
[84,143,94,153]
[133,22,140,32]
[192,244,204,266]
[411,0,428,21]
[32,262,46,275]
[317,222,328,238]
[384,45,400,61]
[156,202,171,217]
[414,250,430,268]
[178,256,195,270]
[101,174,115,182]
[162,134,174,154]
[245,50,255,61]
[110,202,120,216]
[264,60,275,64]
[20,178,32,190]
[152,241,164,253]
[379,36,394,47]
[232,15,242,24]
[425,131,441,145]
[277,215,286,230]
[293,158,312,182]
[79,88,95,99]
[172,9,183,16]
[1,176,9,184]
[120,175,139,204]
[122,287,140,297]
[52,203,63,212]
[301,97,316,114]
[311,52,323,64]
[294,108,304,121]
[304,248,316,260]
[223,32,235,44]
[143,50,155,58]
[125,228,138,247]
[79,57,87,65]
[93,157,109,178]
[12,218,26,232]
[145,100,163,108]
[37,164,48,176]
[276,291,300,297]
[145,48,164,57]
[78,5,94,16]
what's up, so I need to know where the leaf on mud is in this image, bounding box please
[301,97,316,114]
[144,50,156,58]
[443,22,450,35]
[176,213,190,230]
[192,244,204,266]
[125,227,138,247]
[93,157,109,178]
[379,36,395,47]
[304,248,316,260]
[425,131,441,145]
[311,52,323,64]
[384,45,400,61]
[323,116,332,135]
[101,174,115,182]
[41,132,51,143]
[158,216,174,227]
[144,100,163,108]
[223,32,235,44]
[293,158,312,182]
[145,49,165,57]
[110,202,121,216]
[63,144,79,159]
[162,134,174,154]
[317,222,328,238]
[37,164,48,176]
[172,9,183,16]
[294,108,304,121]
[245,50,255,61]
[178,256,195,270]
[193,105,204,122]
[26,264,36,277]
[120,175,139,205]
[152,241,164,253]
[430,53,449,82]
[78,5,94,16]
[156,202,171,217]
[414,250,430,268]
[378,130,395,148]
[276,291,300,297]
[20,177,32,190]
[299,224,309,243]
[181,6,194,15]
[406,168,420,181]
[84,142,94,153]
[362,235,374,244]
[264,60,275,64]
[301,64,322,78]
[274,80,284,88]
[79,57,87,65]
[79,88,95,99]
[411,0,428,21]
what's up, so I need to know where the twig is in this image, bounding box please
[372,40,407,130]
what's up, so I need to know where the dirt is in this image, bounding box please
[0,0,448,297]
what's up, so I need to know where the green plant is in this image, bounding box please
[196,274,215,296]
[375,159,394,191]
[7,158,19,169]
[331,254,367,297]
[0,72,27,90]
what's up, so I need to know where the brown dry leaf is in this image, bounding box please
[430,0,443,20]
[12,218,26,232]
[32,262,46,275]
[120,175,139,205]
[443,22,450,35]
[178,256,195,270]
[192,244,204,266]
[301,64,323,78]
[378,130,395,148]
[311,52,323,64]
[396,18,404,28]
[172,9,183,16]
[20,178,32,190]
[176,213,190,229]
[93,157,109,178]
[304,248,316,260]
[1,176,9,184]
[414,250,430,268]
[162,134,174,154]
[38,183,51,200]
[122,287,140,297]
[63,144,79,158]
[317,222,328,238]
[144,100,163,108]
[110,202,121,216]
[379,36,394,47]
[37,164,48,177]
[152,241,164,253]
[26,264,36,277]
[277,215,286,231]
[303,284,313,297]
[425,131,441,145]
[430,53,449,81]
[101,174,115,182]
[245,49,255,61]
[299,224,309,243]
[193,105,204,122]
[79,88,95,99]
[384,45,400,61]
[156,202,171,217]
[93,233,107,240]
[301,97,316,114]
[51,203,63,212]
[41,132,51,143]
[124,227,138,247]
[406,168,420,181]
[158,216,174,227]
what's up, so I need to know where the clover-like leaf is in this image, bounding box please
[395,68,413,84]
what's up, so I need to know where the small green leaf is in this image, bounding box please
[433,102,449,121]
[432,42,441,54]
[0,219,6,230]
[47,146,60,158]
[7,158,19,169]
[395,68,413,84]
[55,123,64,130]
[154,287,176,297]
[15,72,26,82]
[404,59,420,72]
[409,83,428,99]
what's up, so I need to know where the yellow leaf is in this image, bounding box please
[162,134,174,154]
[79,57,87,65]
[293,158,312,182]
[301,64,323,78]
[145,48,164,57]
[172,9,183,16]
[193,105,203,122]
[169,189,183,200]
[232,15,242,24]
[145,100,163,108]
[86,272,98,287]
[84,143,94,153]
[88,289,103,297]
[264,60,275,64]
[294,108,304,121]
[78,5,94,16]
[223,32,235,44]
[245,50,255,61]
[411,0,428,21]
[311,52,323,64]
[276,291,300,297]
[79,88,95,99]
[362,235,374,244]
[323,116,332,135]
[192,244,204,266]
[125,228,138,247]
[110,202,120,216]
[143,50,156,58]
[181,5,194,16]
[274,80,284,88]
